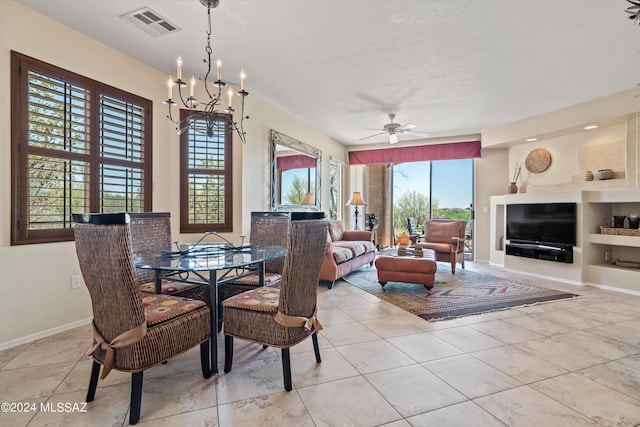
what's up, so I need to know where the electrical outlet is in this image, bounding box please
[71,275,82,289]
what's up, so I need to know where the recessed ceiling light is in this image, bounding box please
[526,138,538,142]
[584,125,598,130]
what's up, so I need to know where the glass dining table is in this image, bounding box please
[135,243,286,373]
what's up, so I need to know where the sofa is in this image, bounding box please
[319,220,376,288]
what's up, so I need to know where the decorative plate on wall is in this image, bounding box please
[525,148,551,173]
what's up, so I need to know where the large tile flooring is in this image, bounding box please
[1,262,640,426]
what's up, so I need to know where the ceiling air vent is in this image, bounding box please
[120,7,181,37]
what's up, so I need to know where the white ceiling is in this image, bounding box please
[15,0,640,146]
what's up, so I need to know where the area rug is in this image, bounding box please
[342,264,580,321]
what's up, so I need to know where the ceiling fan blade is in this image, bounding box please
[400,123,417,130]
[364,128,386,131]
[389,134,398,144]
[358,131,388,141]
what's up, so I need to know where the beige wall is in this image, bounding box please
[0,1,345,347]
[474,147,509,261]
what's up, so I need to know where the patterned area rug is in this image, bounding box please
[342,264,580,321]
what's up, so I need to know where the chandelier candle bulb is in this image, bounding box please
[240,71,245,91]
[167,77,173,100]
[228,88,233,107]
[216,59,221,80]
[190,76,195,98]
[176,56,183,80]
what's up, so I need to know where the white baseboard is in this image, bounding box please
[583,282,640,297]
[0,317,92,351]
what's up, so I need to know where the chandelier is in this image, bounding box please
[165,0,249,142]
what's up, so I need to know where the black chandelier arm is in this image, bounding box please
[165,0,249,143]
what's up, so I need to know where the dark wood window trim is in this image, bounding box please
[179,110,233,233]
[11,51,152,245]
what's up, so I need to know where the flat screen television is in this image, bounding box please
[506,203,576,247]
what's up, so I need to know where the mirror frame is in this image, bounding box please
[270,130,321,211]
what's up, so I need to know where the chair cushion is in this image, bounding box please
[139,280,200,295]
[222,286,280,313]
[224,272,281,286]
[416,242,455,253]
[425,221,460,243]
[142,294,207,325]
[328,220,345,242]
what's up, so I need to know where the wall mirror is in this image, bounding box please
[270,130,321,211]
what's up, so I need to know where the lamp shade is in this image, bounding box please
[345,191,366,206]
[301,192,315,205]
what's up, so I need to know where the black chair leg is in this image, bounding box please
[86,360,100,402]
[200,341,211,379]
[282,348,292,391]
[224,335,234,373]
[130,371,143,425]
[312,332,322,363]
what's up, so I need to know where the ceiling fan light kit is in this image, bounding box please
[360,113,429,144]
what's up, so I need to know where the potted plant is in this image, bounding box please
[397,232,411,246]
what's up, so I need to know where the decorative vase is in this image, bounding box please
[629,215,640,229]
[613,215,626,228]
[508,182,518,194]
[596,169,614,180]
[583,170,594,181]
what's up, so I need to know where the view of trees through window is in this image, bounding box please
[11,52,151,244]
[281,170,314,205]
[392,159,473,251]
[180,112,232,233]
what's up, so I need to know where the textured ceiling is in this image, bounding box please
[15,0,640,146]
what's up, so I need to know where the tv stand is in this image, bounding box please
[506,242,573,264]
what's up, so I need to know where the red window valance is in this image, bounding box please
[276,154,316,170]
[348,140,481,165]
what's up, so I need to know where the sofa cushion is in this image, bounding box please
[332,245,354,264]
[333,240,376,258]
[328,220,345,242]
[334,240,365,257]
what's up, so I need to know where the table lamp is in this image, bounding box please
[345,191,366,230]
[301,192,315,205]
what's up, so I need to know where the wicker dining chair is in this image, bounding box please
[129,212,211,308]
[73,213,211,425]
[222,214,328,391]
[218,211,290,301]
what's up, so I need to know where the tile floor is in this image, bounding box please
[1,262,640,427]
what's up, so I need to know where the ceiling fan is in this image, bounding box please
[359,113,430,144]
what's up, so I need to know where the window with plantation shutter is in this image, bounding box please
[179,110,232,233]
[11,51,152,245]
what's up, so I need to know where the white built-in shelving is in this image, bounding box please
[583,189,640,294]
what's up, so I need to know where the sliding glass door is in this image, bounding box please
[392,158,473,256]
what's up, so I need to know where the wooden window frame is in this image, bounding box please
[179,110,233,233]
[11,51,152,245]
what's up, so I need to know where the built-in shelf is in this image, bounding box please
[588,233,640,247]
[586,264,640,295]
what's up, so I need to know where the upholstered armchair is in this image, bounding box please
[413,219,467,273]
[222,215,328,391]
[73,213,211,425]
